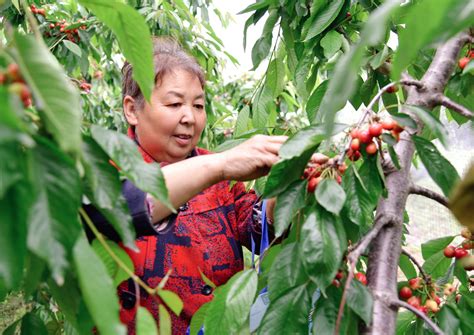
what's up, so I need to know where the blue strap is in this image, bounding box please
[251,200,270,273]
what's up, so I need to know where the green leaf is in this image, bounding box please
[391,113,417,130]
[91,239,134,287]
[234,105,250,137]
[23,252,46,297]
[313,286,339,334]
[13,32,81,153]
[190,302,209,335]
[48,274,83,330]
[320,31,342,59]
[265,58,286,99]
[252,86,272,129]
[304,0,344,41]
[258,283,311,334]
[341,165,374,227]
[421,236,455,261]
[73,236,126,335]
[315,179,346,215]
[405,105,448,147]
[20,313,48,335]
[251,35,272,70]
[346,280,373,325]
[158,289,183,316]
[388,145,401,170]
[136,306,158,335]
[238,0,271,14]
[398,254,417,280]
[28,138,81,285]
[413,135,460,197]
[273,180,307,237]
[81,136,136,248]
[62,40,82,57]
[461,59,474,75]
[422,250,453,280]
[299,208,346,292]
[91,125,173,211]
[438,304,460,335]
[306,80,328,122]
[3,319,21,335]
[79,0,154,101]
[396,311,416,335]
[268,243,307,301]
[159,305,172,335]
[204,269,257,334]
[392,0,470,80]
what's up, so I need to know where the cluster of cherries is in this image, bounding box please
[79,80,92,93]
[44,18,87,43]
[443,228,474,271]
[458,50,474,70]
[0,63,32,108]
[303,156,347,193]
[347,117,404,161]
[332,269,367,288]
[29,4,46,16]
[399,277,447,314]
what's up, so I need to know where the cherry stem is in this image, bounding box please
[401,249,431,285]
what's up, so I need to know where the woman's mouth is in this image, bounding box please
[173,134,192,146]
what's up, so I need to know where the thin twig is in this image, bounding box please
[401,249,431,284]
[389,298,444,335]
[334,215,395,335]
[434,95,474,119]
[409,184,449,208]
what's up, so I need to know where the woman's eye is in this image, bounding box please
[194,104,204,110]
[168,103,182,108]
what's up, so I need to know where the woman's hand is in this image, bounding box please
[217,135,288,181]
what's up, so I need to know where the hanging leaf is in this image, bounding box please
[346,280,373,325]
[13,32,81,153]
[422,250,452,280]
[341,166,373,227]
[136,306,158,335]
[398,254,417,280]
[413,135,460,197]
[157,289,183,316]
[449,163,474,229]
[306,80,329,122]
[265,58,286,99]
[304,0,345,41]
[251,35,272,70]
[315,179,346,215]
[79,0,154,101]
[234,105,250,137]
[204,269,257,334]
[273,180,307,237]
[73,236,126,335]
[299,208,347,292]
[91,239,134,287]
[159,305,172,335]
[421,236,456,260]
[405,105,448,147]
[320,31,343,59]
[438,304,461,335]
[90,125,173,211]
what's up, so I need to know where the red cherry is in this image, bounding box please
[407,296,421,308]
[350,128,360,139]
[459,57,470,70]
[417,306,428,315]
[369,123,383,137]
[359,130,372,144]
[350,138,360,151]
[336,175,342,184]
[468,50,474,58]
[337,163,347,175]
[454,248,468,259]
[391,130,400,142]
[365,142,377,155]
[332,279,341,288]
[386,85,399,94]
[381,119,395,130]
[335,270,344,280]
[462,240,473,250]
[347,149,361,161]
[0,72,6,85]
[7,63,21,82]
[408,278,422,290]
[355,272,367,285]
[425,299,439,313]
[399,286,412,300]
[443,245,456,258]
[307,177,318,193]
[392,121,404,133]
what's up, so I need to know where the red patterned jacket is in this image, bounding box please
[118,140,261,334]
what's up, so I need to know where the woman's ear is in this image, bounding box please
[123,95,139,126]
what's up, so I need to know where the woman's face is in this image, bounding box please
[125,69,206,163]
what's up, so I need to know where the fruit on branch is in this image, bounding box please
[365,142,377,155]
[454,247,468,259]
[462,240,473,250]
[307,177,320,193]
[386,85,398,94]
[335,270,344,280]
[424,299,439,313]
[7,63,21,82]
[359,130,372,144]
[407,296,421,309]
[443,245,456,258]
[459,255,474,271]
[347,149,361,161]
[399,286,412,300]
[408,277,423,290]
[458,57,470,70]
[355,272,367,285]
[350,138,360,151]
[444,284,455,296]
[381,119,395,130]
[369,123,383,137]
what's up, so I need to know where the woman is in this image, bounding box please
[117,37,287,334]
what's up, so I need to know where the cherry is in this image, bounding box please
[0,72,5,85]
[381,119,395,130]
[392,121,404,133]
[350,138,360,151]
[425,299,439,313]
[407,296,421,308]
[462,240,473,250]
[443,245,456,258]
[365,142,377,155]
[347,149,361,161]
[49,23,55,29]
[461,228,472,239]
[391,130,400,142]
[459,255,474,271]
[399,286,412,300]
[359,130,372,144]
[336,175,342,184]
[444,284,455,296]
[408,278,422,290]
[386,85,398,94]
[459,57,470,70]
[350,128,360,139]
[332,279,341,288]
[335,270,344,280]
[417,306,428,315]
[454,248,468,259]
[355,272,367,285]
[7,63,21,82]
[369,123,383,137]
[337,163,347,174]
[307,177,319,193]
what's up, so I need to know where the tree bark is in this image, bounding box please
[363,32,470,335]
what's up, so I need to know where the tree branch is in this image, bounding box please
[409,184,449,207]
[401,249,431,284]
[388,298,444,335]
[434,94,474,119]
